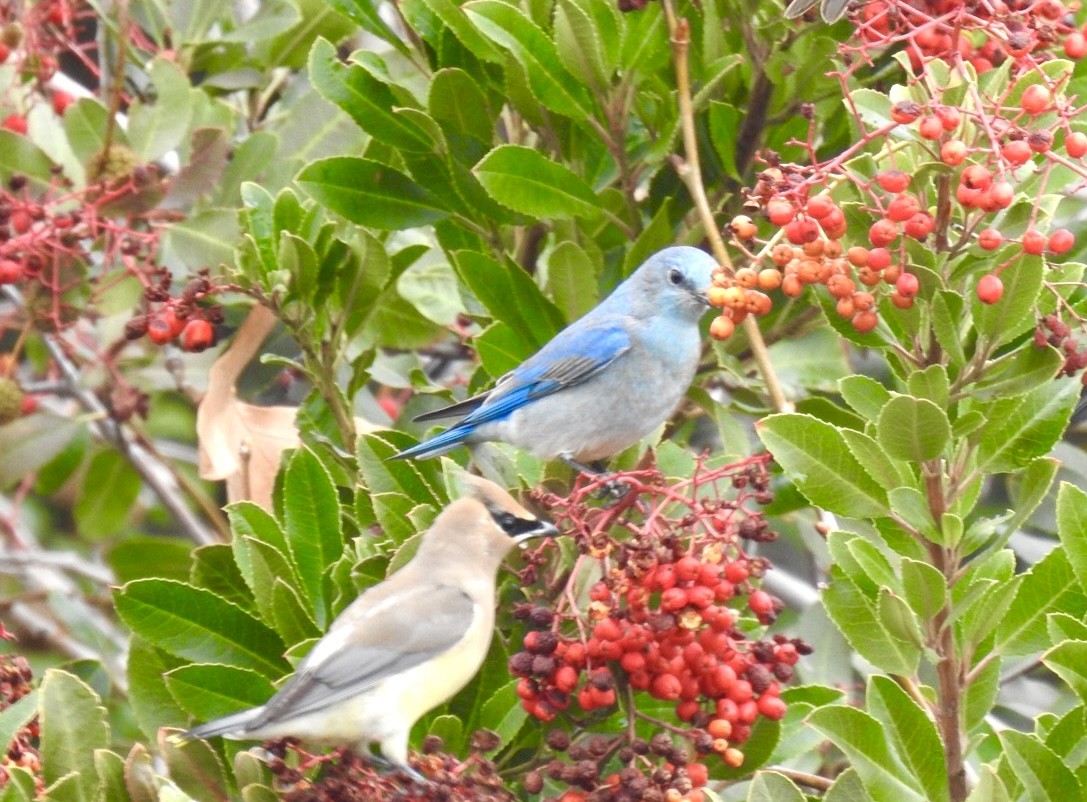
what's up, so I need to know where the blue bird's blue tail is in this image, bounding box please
[390,425,474,461]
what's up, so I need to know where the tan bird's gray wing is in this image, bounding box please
[246,585,475,729]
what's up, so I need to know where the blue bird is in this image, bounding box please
[392,246,719,471]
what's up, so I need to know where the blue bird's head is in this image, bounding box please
[622,246,719,322]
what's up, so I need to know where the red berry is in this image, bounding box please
[0,44,9,64]
[977,228,1003,250]
[934,105,961,131]
[852,310,879,333]
[805,194,836,219]
[181,318,215,352]
[1020,84,1052,116]
[687,762,709,788]
[896,273,919,298]
[876,170,910,193]
[52,90,75,116]
[748,590,774,616]
[1049,228,1075,254]
[976,273,1004,304]
[686,586,715,609]
[724,561,749,584]
[891,100,921,124]
[0,259,22,284]
[756,693,788,720]
[961,164,992,190]
[868,219,898,247]
[675,556,702,582]
[1065,32,1087,58]
[887,194,921,222]
[9,210,31,234]
[1002,140,1032,166]
[1021,228,1047,255]
[766,198,795,226]
[956,183,983,208]
[866,247,892,271]
[661,587,689,612]
[904,212,934,239]
[147,316,175,345]
[1066,131,1087,158]
[554,666,579,693]
[1,114,27,135]
[650,673,682,701]
[941,140,967,166]
[593,617,622,642]
[918,115,944,140]
[784,217,819,245]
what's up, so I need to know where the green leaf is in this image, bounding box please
[976,378,1079,473]
[159,734,229,802]
[0,693,37,760]
[973,255,1044,347]
[398,260,465,326]
[464,0,594,120]
[473,145,601,220]
[807,705,926,802]
[224,0,301,41]
[127,58,194,161]
[1057,482,1087,592]
[161,209,240,272]
[108,537,193,584]
[308,38,432,151]
[73,450,140,539]
[866,676,949,802]
[0,415,82,489]
[0,130,56,191]
[40,669,110,802]
[554,0,621,91]
[93,748,127,802]
[841,429,913,491]
[822,568,917,675]
[190,544,255,612]
[163,665,276,721]
[115,579,289,677]
[1044,640,1087,705]
[401,0,502,62]
[757,414,889,518]
[546,241,600,320]
[747,772,807,802]
[477,679,528,748]
[997,546,1087,655]
[840,375,891,421]
[474,321,528,377]
[900,558,947,622]
[297,156,448,229]
[282,447,344,627]
[64,98,131,167]
[876,395,950,462]
[453,250,565,351]
[998,729,1084,801]
[428,68,494,143]
[974,345,1063,400]
[907,365,949,408]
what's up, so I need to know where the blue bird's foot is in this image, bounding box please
[365,751,429,784]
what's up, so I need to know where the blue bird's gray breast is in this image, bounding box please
[475,325,701,461]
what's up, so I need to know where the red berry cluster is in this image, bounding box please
[708,0,1086,342]
[123,271,221,353]
[0,628,41,794]
[508,458,806,800]
[0,1,86,136]
[853,0,1083,72]
[265,734,516,802]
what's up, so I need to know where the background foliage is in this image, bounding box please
[3,0,1087,800]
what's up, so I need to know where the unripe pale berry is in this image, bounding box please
[941,140,967,165]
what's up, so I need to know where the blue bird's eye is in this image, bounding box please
[667,268,684,286]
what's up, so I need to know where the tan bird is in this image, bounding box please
[181,477,556,777]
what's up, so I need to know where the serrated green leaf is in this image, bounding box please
[997,546,1087,655]
[297,156,448,229]
[747,771,807,802]
[822,568,917,675]
[808,705,926,802]
[1057,482,1087,592]
[547,241,600,320]
[977,378,1079,473]
[999,729,1084,801]
[1043,641,1087,703]
[758,413,889,518]
[159,732,229,802]
[428,68,494,143]
[876,395,950,463]
[40,670,109,802]
[965,766,1012,802]
[473,145,600,219]
[115,579,289,677]
[0,693,37,762]
[463,0,594,120]
[163,664,276,721]
[900,558,947,623]
[866,676,949,802]
[839,375,891,420]
[554,0,620,90]
[282,447,344,627]
[74,450,140,540]
[907,365,949,408]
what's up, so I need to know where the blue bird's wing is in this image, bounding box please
[458,321,632,427]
